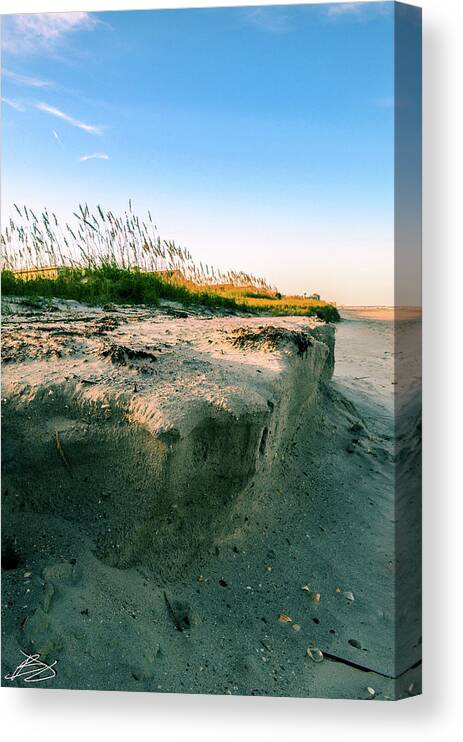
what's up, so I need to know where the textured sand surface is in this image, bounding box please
[1,298,421,699]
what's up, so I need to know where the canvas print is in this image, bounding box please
[1,2,422,699]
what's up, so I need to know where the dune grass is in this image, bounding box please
[0,265,248,313]
[1,203,340,322]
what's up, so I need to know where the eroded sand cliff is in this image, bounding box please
[1,299,420,698]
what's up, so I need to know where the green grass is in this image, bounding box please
[1,202,340,322]
[0,266,250,312]
[1,266,340,321]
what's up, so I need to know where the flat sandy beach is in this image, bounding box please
[340,307,422,322]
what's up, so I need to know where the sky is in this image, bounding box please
[1,3,396,304]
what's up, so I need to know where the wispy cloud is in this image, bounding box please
[35,102,102,135]
[1,96,26,112]
[325,2,393,22]
[325,3,365,19]
[2,12,99,54]
[52,129,63,145]
[2,67,52,88]
[243,8,292,34]
[80,153,110,161]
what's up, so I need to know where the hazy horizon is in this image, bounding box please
[2,3,397,305]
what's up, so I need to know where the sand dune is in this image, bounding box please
[1,298,421,698]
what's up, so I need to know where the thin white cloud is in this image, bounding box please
[52,129,63,145]
[2,67,52,88]
[1,96,26,112]
[325,3,364,19]
[35,102,102,135]
[79,153,110,162]
[2,12,99,54]
[244,8,292,34]
[325,2,392,21]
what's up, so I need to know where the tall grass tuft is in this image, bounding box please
[1,203,340,321]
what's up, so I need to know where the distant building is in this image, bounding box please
[13,265,59,281]
[308,292,321,301]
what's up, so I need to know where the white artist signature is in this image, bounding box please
[5,650,58,683]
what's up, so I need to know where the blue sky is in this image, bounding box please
[1,3,396,304]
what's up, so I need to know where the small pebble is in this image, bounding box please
[344,591,355,601]
[306,647,324,663]
[23,572,32,578]
[292,623,301,632]
[278,614,292,624]
[367,686,376,698]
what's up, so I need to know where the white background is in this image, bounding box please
[1,0,461,740]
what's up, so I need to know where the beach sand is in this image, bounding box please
[340,307,422,322]
[1,299,421,698]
